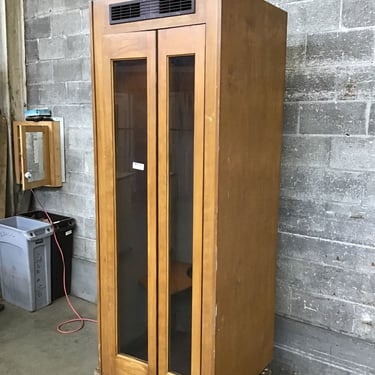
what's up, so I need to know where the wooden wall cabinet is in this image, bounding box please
[13,121,62,190]
[91,1,287,374]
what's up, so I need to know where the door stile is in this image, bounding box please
[98,31,157,375]
[157,25,206,375]
[157,28,170,375]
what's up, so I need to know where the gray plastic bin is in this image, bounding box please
[0,216,53,311]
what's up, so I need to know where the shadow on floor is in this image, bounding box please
[0,296,98,375]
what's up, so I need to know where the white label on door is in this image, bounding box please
[65,230,73,236]
[132,162,145,171]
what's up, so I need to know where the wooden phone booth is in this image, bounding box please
[91,0,287,374]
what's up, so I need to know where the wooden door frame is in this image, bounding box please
[19,125,50,190]
[95,30,157,375]
[157,24,206,375]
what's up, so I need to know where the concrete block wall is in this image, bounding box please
[24,0,96,302]
[22,0,375,372]
[266,0,375,373]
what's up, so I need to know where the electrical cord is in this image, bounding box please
[31,189,97,334]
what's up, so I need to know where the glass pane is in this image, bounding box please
[168,55,195,375]
[25,131,45,182]
[114,59,148,362]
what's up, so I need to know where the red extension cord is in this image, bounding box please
[31,189,97,334]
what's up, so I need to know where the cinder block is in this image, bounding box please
[64,172,95,197]
[278,256,375,307]
[323,169,367,203]
[280,197,375,247]
[39,83,66,105]
[53,59,82,82]
[66,35,90,58]
[71,214,85,238]
[369,103,375,135]
[272,316,375,374]
[65,149,85,173]
[53,104,93,128]
[271,346,355,375]
[39,37,66,60]
[280,166,367,204]
[24,0,38,20]
[290,291,355,334]
[82,58,92,81]
[71,258,97,303]
[278,232,375,272]
[330,137,375,171]
[353,304,375,342]
[58,193,88,218]
[84,218,96,241]
[285,68,336,101]
[84,150,95,176]
[26,62,53,84]
[342,0,375,28]
[285,34,306,68]
[283,103,299,134]
[306,30,374,65]
[275,280,292,315]
[25,16,51,40]
[280,165,325,201]
[25,40,39,63]
[281,136,331,167]
[52,11,81,36]
[280,0,340,35]
[81,8,91,34]
[300,102,367,135]
[25,0,68,17]
[34,189,63,213]
[335,65,375,101]
[323,207,375,247]
[85,197,96,219]
[68,127,93,150]
[66,82,92,104]
[64,0,91,10]
[26,85,40,106]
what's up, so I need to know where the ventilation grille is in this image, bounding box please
[110,0,195,24]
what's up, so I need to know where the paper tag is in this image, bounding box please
[65,230,73,236]
[132,162,145,171]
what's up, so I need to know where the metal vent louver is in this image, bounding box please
[110,0,195,24]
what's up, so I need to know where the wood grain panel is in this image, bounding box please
[92,0,210,35]
[158,24,206,375]
[215,1,287,374]
[0,115,7,218]
[92,24,157,375]
[13,121,62,188]
[200,1,221,374]
[20,125,50,190]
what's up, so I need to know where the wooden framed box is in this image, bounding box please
[13,121,62,190]
[91,0,287,374]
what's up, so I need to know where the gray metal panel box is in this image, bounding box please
[0,216,53,311]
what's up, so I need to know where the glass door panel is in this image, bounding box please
[158,25,205,375]
[97,31,157,375]
[114,59,148,361]
[168,55,195,375]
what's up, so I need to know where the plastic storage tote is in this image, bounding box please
[19,211,75,300]
[0,216,53,311]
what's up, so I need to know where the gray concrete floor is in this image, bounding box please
[0,296,98,375]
